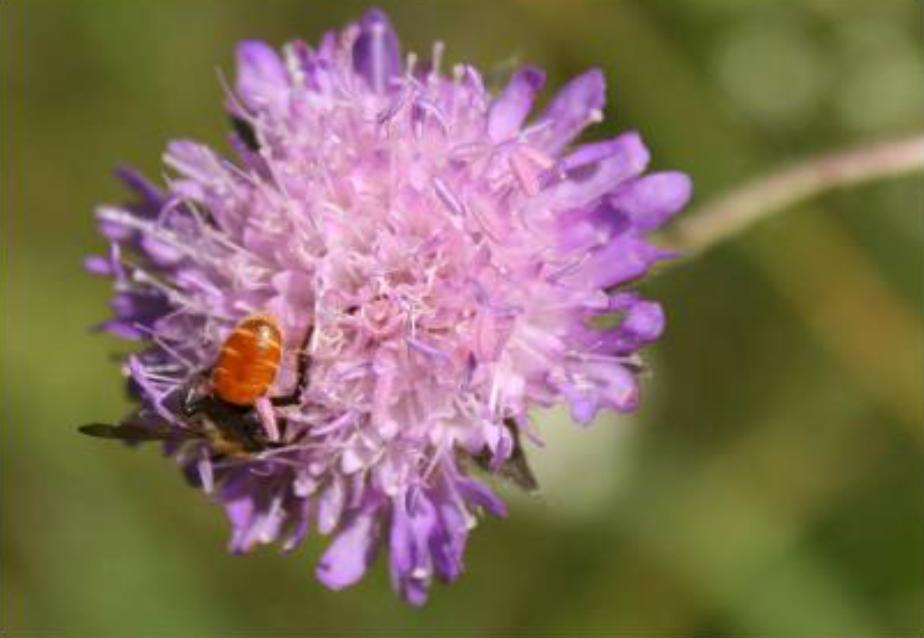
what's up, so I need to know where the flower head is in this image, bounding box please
[87,8,690,604]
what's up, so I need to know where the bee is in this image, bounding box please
[472,417,539,492]
[230,115,260,152]
[79,313,312,459]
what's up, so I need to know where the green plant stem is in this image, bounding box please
[666,133,924,254]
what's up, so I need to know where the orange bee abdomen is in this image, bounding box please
[211,314,283,406]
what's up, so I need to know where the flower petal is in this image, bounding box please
[609,171,692,231]
[545,132,650,209]
[457,476,507,518]
[533,67,606,153]
[430,500,467,582]
[488,66,545,142]
[352,8,401,93]
[235,40,289,112]
[315,506,382,590]
[622,300,665,344]
[317,475,345,534]
[561,234,663,289]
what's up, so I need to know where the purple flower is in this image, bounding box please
[86,8,690,604]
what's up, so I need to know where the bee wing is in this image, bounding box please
[472,420,540,493]
[78,422,174,442]
[230,116,260,151]
[496,443,539,492]
[78,412,198,444]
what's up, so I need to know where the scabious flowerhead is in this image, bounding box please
[87,8,690,604]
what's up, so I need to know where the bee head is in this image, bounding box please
[161,373,213,417]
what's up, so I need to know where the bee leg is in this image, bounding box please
[254,396,280,442]
[271,324,314,408]
[270,394,299,408]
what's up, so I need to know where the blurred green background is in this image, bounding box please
[3,0,922,635]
